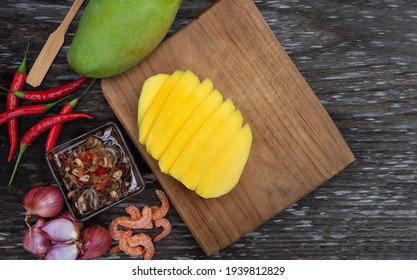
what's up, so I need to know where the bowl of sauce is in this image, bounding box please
[46,122,145,221]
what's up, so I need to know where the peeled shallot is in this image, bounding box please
[22,186,112,260]
[22,217,51,257]
[39,218,80,243]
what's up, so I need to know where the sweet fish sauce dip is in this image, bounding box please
[46,123,145,221]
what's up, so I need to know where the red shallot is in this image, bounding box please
[22,186,114,260]
[54,209,74,220]
[22,217,51,257]
[79,225,112,260]
[44,243,79,260]
[55,209,84,231]
[23,185,64,224]
[39,218,80,243]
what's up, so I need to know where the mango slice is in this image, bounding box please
[137,70,252,198]
[180,110,244,191]
[139,70,183,144]
[196,124,253,198]
[138,74,169,127]
[68,0,182,78]
[146,70,200,158]
[158,89,223,173]
[169,98,236,186]
[146,78,213,160]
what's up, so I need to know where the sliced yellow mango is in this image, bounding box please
[146,78,213,160]
[158,89,223,174]
[146,70,201,158]
[137,70,253,199]
[180,110,244,191]
[196,124,252,198]
[137,74,169,126]
[139,70,183,144]
[169,98,236,188]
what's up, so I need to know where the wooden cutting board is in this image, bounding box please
[101,0,355,255]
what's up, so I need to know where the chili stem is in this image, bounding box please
[0,96,71,127]
[17,40,31,74]
[0,76,89,102]
[8,144,29,187]
[44,79,96,152]
[8,113,93,186]
[0,85,18,93]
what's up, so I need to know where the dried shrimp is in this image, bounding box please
[108,190,171,260]
[153,218,171,243]
[109,216,130,241]
[118,230,145,258]
[127,233,154,260]
[152,190,169,221]
[117,206,152,229]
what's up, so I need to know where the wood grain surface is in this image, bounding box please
[0,0,417,260]
[101,0,354,255]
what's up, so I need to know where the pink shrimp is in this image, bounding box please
[109,244,121,254]
[125,204,153,229]
[109,216,130,241]
[127,232,155,260]
[152,190,169,221]
[125,205,141,220]
[118,230,145,258]
[153,218,172,243]
[118,206,152,229]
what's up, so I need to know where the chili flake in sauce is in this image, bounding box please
[58,135,133,214]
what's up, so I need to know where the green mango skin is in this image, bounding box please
[67,0,182,78]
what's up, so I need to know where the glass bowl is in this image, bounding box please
[46,122,145,221]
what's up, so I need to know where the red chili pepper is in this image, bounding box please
[6,41,30,162]
[0,98,64,127]
[8,113,93,187]
[96,175,111,190]
[6,76,89,103]
[45,97,80,152]
[96,167,107,175]
[81,152,93,163]
[45,79,96,152]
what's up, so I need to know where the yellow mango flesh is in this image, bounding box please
[158,89,223,173]
[137,70,252,198]
[180,110,244,191]
[139,70,183,144]
[196,124,253,198]
[146,79,213,160]
[169,98,236,187]
[146,70,201,159]
[137,74,169,126]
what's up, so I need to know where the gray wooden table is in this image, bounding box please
[1,0,416,260]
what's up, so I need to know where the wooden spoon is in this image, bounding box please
[26,0,85,87]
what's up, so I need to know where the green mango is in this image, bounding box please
[67,0,182,78]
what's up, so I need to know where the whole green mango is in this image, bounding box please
[67,0,182,78]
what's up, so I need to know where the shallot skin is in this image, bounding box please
[23,185,64,222]
[22,218,52,258]
[21,187,113,260]
[79,225,112,260]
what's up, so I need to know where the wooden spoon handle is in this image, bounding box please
[26,0,85,87]
[58,0,85,32]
